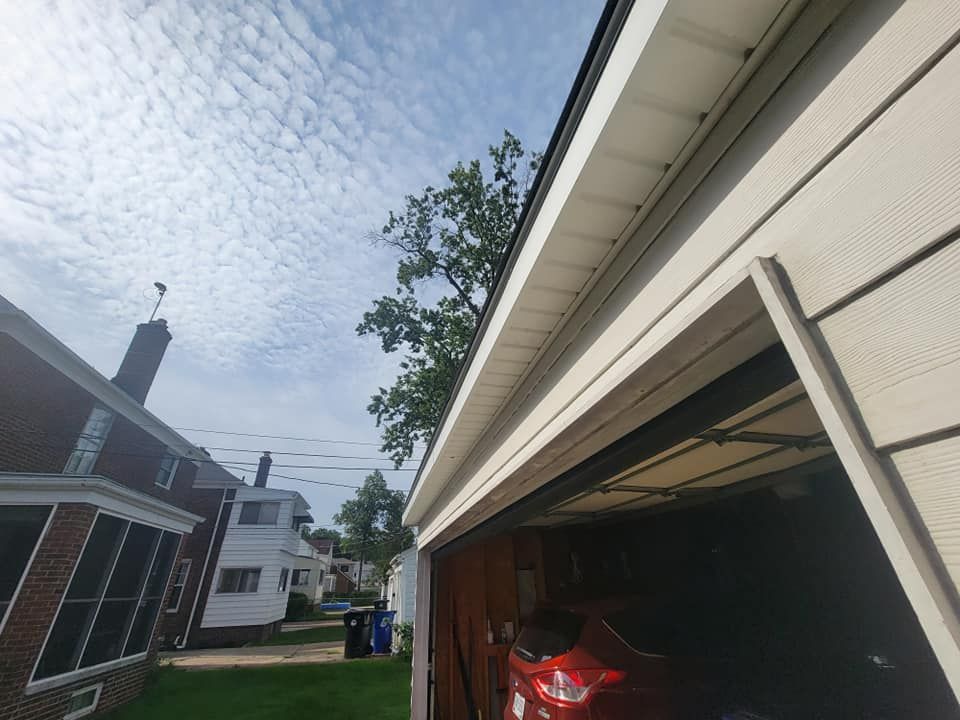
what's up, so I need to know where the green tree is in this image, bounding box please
[333,470,414,587]
[358,131,540,465]
[300,526,343,545]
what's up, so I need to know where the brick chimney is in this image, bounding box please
[111,319,172,405]
[254,451,272,487]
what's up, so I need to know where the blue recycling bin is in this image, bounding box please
[372,610,396,654]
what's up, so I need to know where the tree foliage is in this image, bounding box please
[358,131,540,465]
[333,470,414,585]
[301,526,343,545]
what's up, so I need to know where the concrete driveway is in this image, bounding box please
[160,641,344,670]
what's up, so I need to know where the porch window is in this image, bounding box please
[63,406,115,474]
[154,452,180,490]
[277,568,289,592]
[166,559,191,613]
[238,502,280,525]
[63,683,102,720]
[34,514,180,681]
[0,505,53,630]
[292,569,309,586]
[216,568,260,593]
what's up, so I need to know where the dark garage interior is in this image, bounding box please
[429,356,959,720]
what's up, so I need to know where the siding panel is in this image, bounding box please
[819,240,960,448]
[779,38,960,317]
[891,436,960,592]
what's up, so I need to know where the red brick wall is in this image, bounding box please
[0,504,186,720]
[0,332,198,512]
[159,490,233,647]
[0,335,94,473]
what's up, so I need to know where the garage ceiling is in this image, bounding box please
[525,380,835,526]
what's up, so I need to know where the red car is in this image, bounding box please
[506,600,720,720]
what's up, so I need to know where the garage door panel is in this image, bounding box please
[617,437,776,489]
[740,396,825,436]
[714,380,806,429]
[682,445,834,490]
[890,436,960,593]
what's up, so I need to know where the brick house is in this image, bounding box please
[0,296,205,719]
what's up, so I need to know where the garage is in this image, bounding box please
[427,347,957,719]
[402,0,960,718]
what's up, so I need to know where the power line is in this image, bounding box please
[199,446,422,462]
[169,426,426,448]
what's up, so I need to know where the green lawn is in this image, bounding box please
[258,625,345,645]
[102,661,411,720]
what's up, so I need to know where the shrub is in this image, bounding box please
[393,622,413,662]
[285,592,310,621]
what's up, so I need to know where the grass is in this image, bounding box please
[257,625,345,645]
[102,661,411,720]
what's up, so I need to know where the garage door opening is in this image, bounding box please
[428,351,959,720]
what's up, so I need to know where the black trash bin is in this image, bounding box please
[373,599,388,610]
[343,609,373,659]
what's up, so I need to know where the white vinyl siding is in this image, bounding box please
[200,488,300,628]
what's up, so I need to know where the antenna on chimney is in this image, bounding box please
[149,282,167,322]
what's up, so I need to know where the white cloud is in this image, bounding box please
[0,0,602,521]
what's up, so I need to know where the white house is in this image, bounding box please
[199,483,312,643]
[384,545,417,625]
[291,538,327,607]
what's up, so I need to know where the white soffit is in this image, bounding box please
[407,0,792,524]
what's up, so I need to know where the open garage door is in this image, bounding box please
[428,347,959,720]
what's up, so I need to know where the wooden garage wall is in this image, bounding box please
[433,532,544,720]
[775,27,960,608]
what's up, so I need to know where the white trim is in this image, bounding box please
[26,653,147,696]
[62,682,103,720]
[28,512,99,689]
[750,257,960,704]
[154,455,180,491]
[0,474,203,534]
[0,302,205,461]
[178,490,228,648]
[29,509,186,688]
[166,558,192,614]
[75,521,130,668]
[0,503,57,636]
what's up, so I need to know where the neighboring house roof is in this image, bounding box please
[306,537,335,555]
[193,458,244,488]
[0,293,206,463]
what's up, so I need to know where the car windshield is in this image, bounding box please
[513,608,586,663]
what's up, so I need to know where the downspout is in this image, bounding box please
[178,488,229,649]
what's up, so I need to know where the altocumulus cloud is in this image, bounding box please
[0,0,601,516]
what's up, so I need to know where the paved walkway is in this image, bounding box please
[160,641,344,670]
[280,620,342,631]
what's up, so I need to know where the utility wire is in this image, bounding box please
[199,445,422,462]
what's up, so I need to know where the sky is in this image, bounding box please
[0,0,603,527]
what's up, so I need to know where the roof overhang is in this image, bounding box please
[405,0,803,527]
[0,296,207,462]
[0,473,204,533]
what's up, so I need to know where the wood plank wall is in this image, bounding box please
[433,532,543,720]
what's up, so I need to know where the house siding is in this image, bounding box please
[200,489,299,630]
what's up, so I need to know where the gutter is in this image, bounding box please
[404,0,635,515]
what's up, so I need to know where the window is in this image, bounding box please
[216,568,260,593]
[34,514,180,681]
[166,560,191,613]
[277,568,289,592]
[0,505,53,629]
[64,406,115,475]
[154,452,180,490]
[237,502,280,525]
[339,564,351,573]
[318,569,324,585]
[63,683,102,720]
[292,569,309,586]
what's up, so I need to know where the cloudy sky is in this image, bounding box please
[0,0,602,526]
